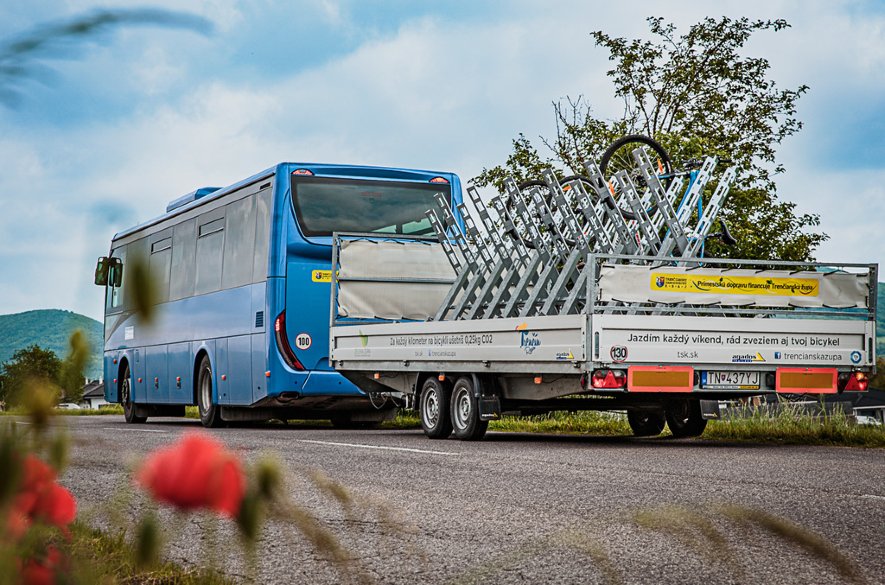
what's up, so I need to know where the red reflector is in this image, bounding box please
[221,374,227,381]
[292,169,314,176]
[776,368,837,394]
[265,371,271,378]
[429,176,449,184]
[627,366,694,393]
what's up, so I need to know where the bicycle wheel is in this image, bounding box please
[599,134,672,219]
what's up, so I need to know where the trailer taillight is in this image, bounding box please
[274,311,305,371]
[591,369,627,389]
[840,371,869,392]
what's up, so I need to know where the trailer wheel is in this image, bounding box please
[419,378,453,439]
[450,377,488,441]
[665,399,707,438]
[627,410,665,436]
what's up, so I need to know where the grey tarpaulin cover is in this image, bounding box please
[337,240,455,319]
[598,264,869,308]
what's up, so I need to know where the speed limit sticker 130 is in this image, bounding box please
[610,345,628,363]
[295,333,312,350]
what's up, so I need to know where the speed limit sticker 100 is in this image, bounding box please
[610,345,628,363]
[295,333,312,350]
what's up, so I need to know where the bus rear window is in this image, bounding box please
[291,176,451,237]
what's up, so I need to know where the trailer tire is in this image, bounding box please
[450,377,488,441]
[665,399,707,438]
[419,378,453,439]
[627,410,665,436]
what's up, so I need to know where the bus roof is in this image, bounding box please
[111,162,459,243]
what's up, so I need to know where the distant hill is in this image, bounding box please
[0,310,103,379]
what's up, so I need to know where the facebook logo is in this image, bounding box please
[774,352,781,359]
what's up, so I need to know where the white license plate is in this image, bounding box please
[702,370,760,390]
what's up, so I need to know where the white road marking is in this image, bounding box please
[295,439,459,456]
[861,494,885,502]
[101,427,169,433]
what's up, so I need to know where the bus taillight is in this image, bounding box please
[429,177,449,184]
[292,169,314,176]
[274,311,305,371]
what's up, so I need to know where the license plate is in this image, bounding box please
[701,370,760,390]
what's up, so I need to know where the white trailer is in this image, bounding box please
[328,239,876,440]
[327,147,877,440]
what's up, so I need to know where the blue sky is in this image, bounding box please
[1,0,883,321]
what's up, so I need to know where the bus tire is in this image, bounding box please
[197,355,223,428]
[665,399,707,438]
[419,378,453,439]
[627,410,665,436]
[450,377,488,441]
[121,362,147,424]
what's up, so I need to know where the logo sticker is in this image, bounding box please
[850,350,862,364]
[555,351,575,361]
[311,270,332,283]
[731,352,765,363]
[294,333,312,350]
[610,345,628,363]
[655,276,665,288]
[519,331,540,355]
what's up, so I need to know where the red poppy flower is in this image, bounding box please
[137,433,245,518]
[19,545,65,585]
[8,455,77,537]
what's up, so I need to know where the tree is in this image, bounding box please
[473,16,827,262]
[0,345,62,407]
[58,330,91,404]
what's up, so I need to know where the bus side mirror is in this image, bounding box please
[94,257,109,286]
[110,258,123,288]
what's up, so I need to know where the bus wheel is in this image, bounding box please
[197,356,223,428]
[627,410,665,436]
[121,363,147,424]
[665,399,707,438]
[419,377,453,439]
[450,377,488,441]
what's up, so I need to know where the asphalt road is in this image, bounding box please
[45,416,885,584]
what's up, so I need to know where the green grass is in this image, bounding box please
[63,521,232,584]
[489,411,632,435]
[705,404,885,447]
[384,406,885,447]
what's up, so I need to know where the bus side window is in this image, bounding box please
[195,212,225,295]
[170,219,196,301]
[222,196,256,289]
[252,188,272,283]
[149,231,173,304]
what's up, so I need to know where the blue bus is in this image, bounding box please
[94,163,463,427]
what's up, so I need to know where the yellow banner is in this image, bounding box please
[649,273,819,297]
[311,269,332,283]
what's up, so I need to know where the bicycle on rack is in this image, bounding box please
[597,134,737,252]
